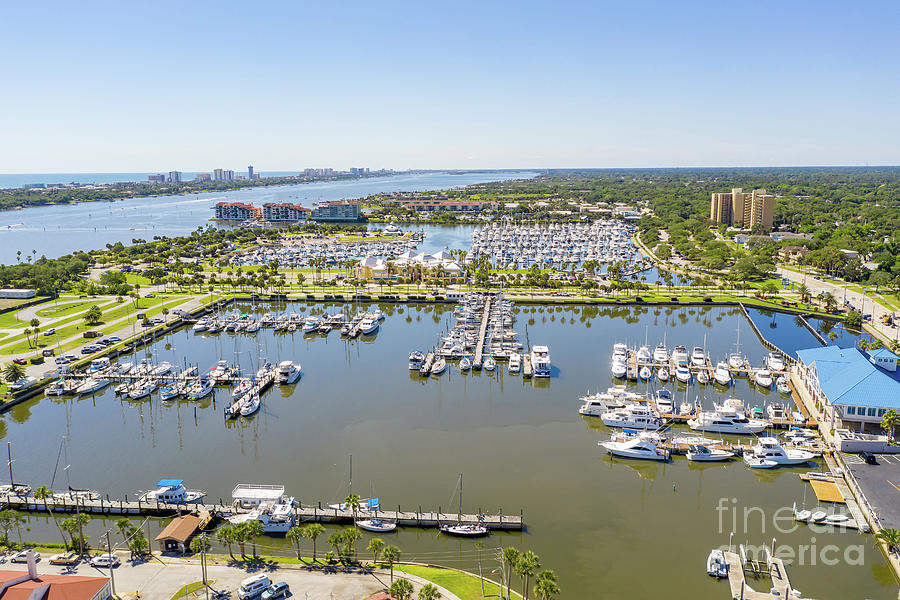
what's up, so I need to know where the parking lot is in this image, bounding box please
[843,453,900,529]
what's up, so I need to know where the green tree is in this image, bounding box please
[286,526,304,559]
[3,362,25,384]
[881,409,900,442]
[502,547,520,600]
[216,524,235,559]
[344,493,361,526]
[128,529,149,558]
[516,550,540,600]
[84,305,102,324]
[418,583,442,600]
[0,510,24,546]
[475,541,486,598]
[383,544,402,583]
[367,537,385,565]
[389,578,414,600]
[34,486,67,547]
[115,518,132,547]
[534,570,559,600]
[231,522,248,557]
[876,528,900,554]
[300,523,325,562]
[327,531,345,561]
[190,533,211,554]
[245,519,264,558]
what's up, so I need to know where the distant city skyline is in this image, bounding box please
[1,1,898,171]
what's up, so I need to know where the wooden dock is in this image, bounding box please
[723,549,813,600]
[472,297,493,369]
[0,495,524,531]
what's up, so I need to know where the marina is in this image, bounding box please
[1,301,894,600]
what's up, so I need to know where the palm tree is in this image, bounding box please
[286,526,304,559]
[389,578,414,600]
[502,547,520,600]
[475,541,486,598]
[231,522,248,557]
[245,520,264,558]
[22,328,32,349]
[881,409,900,442]
[190,533,211,590]
[343,527,361,562]
[534,570,559,600]
[3,362,25,384]
[115,518,132,547]
[29,318,40,341]
[34,486,67,547]
[344,493,362,527]
[367,537,385,565]
[300,523,325,562]
[129,530,149,559]
[418,583,442,600]
[876,528,900,555]
[327,531,345,561]
[216,524,235,559]
[383,544,401,583]
[517,550,540,600]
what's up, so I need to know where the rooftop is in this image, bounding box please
[155,514,202,544]
[0,570,108,600]
[796,346,900,408]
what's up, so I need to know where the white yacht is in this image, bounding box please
[697,370,710,385]
[578,395,607,417]
[612,343,628,361]
[675,364,691,384]
[357,518,397,533]
[652,343,669,364]
[140,479,205,504]
[766,352,786,372]
[690,346,706,367]
[89,357,110,372]
[776,376,790,394]
[228,497,295,533]
[240,393,261,416]
[531,345,551,378]
[747,438,815,465]
[707,549,728,578]
[408,351,425,371]
[186,377,215,400]
[192,318,210,332]
[116,362,133,375]
[657,367,669,382]
[638,365,652,380]
[508,352,521,373]
[129,380,158,400]
[672,345,689,364]
[232,379,252,400]
[430,358,447,375]
[754,369,773,388]
[601,403,661,430]
[277,361,302,384]
[301,317,320,333]
[459,357,471,371]
[160,384,183,402]
[687,445,734,462]
[655,389,673,414]
[483,356,496,371]
[713,362,732,386]
[600,437,669,461]
[728,352,744,370]
[636,346,652,364]
[611,360,627,379]
[151,362,172,377]
[358,317,379,335]
[688,406,768,434]
[76,377,109,395]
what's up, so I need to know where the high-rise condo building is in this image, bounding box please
[709,187,774,231]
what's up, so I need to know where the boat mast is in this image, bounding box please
[458,473,463,523]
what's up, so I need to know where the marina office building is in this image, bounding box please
[709,187,775,231]
[794,345,900,431]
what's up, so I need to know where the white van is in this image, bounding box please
[238,574,272,599]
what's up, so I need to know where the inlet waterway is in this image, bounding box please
[3,303,894,599]
[0,171,536,263]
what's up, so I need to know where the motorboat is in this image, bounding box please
[687,445,734,462]
[601,404,662,430]
[151,361,172,376]
[129,380,157,400]
[245,320,260,333]
[766,352,786,372]
[611,360,627,379]
[655,389,673,414]
[192,318,210,332]
[359,317,379,335]
[713,362,732,386]
[508,352,521,373]
[160,384,183,402]
[187,377,215,400]
[776,376,790,394]
[745,456,778,469]
[747,438,816,465]
[440,523,489,537]
[430,358,446,375]
[89,357,110,372]
[77,377,109,395]
[697,370,710,385]
[636,345,652,364]
[232,379,252,400]
[612,343,628,361]
[679,401,695,416]
[578,395,607,417]
[240,393,261,416]
[531,345,551,378]
[276,361,302,384]
[688,406,768,434]
[459,357,471,371]
[114,382,129,395]
[675,364,691,384]
[373,309,385,321]
[706,549,728,578]
[657,367,669,382]
[228,498,295,533]
[652,343,669,364]
[357,519,397,533]
[116,362,133,375]
[809,510,827,523]
[672,434,724,446]
[825,513,851,526]
[767,403,786,421]
[672,345,689,364]
[408,351,425,371]
[639,365,652,380]
[483,356,496,372]
[301,317,320,333]
[690,346,706,367]
[754,369,773,388]
[600,437,669,461]
[140,478,205,504]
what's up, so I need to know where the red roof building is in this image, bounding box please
[0,568,110,600]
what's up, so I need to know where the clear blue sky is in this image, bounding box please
[1,1,898,172]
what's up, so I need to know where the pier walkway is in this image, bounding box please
[472,296,492,368]
[0,495,524,532]
[723,550,812,600]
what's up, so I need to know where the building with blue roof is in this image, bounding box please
[795,345,900,431]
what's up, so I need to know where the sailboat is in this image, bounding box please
[328,455,379,512]
[440,474,489,537]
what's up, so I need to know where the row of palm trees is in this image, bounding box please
[500,547,559,600]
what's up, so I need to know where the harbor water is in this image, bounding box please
[3,303,895,599]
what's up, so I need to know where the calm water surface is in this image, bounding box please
[4,304,894,599]
[0,172,535,263]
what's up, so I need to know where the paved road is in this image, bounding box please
[27,553,459,600]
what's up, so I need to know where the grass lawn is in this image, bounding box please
[125,273,151,285]
[397,564,508,600]
[170,580,214,600]
[0,297,41,313]
[34,299,108,319]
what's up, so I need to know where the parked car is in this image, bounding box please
[860,451,878,465]
[107,336,122,343]
[44,328,56,336]
[261,582,290,600]
[49,552,80,565]
[12,358,27,365]
[150,317,163,324]
[10,550,40,563]
[90,553,120,567]
[42,349,55,357]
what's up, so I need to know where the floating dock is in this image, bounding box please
[722,548,813,600]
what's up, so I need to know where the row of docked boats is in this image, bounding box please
[192,309,384,337]
[227,237,421,269]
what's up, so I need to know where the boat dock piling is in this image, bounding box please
[723,545,814,600]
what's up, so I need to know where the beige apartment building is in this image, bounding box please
[709,187,774,231]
